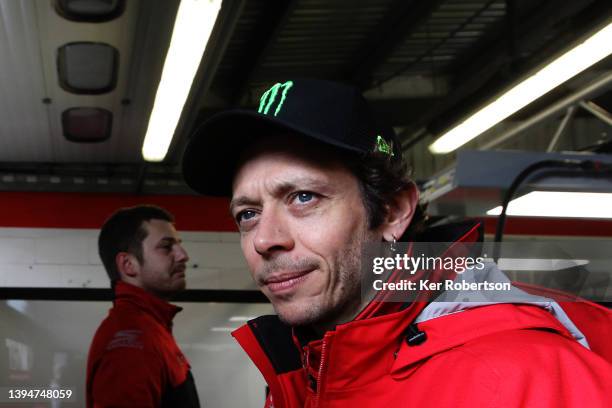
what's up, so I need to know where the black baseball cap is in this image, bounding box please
[181,78,399,196]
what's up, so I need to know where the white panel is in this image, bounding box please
[219,267,257,290]
[34,234,92,264]
[181,231,229,242]
[34,0,142,163]
[0,237,36,264]
[181,231,241,243]
[187,267,222,289]
[0,0,53,161]
[87,231,102,264]
[183,232,253,289]
[2,264,63,287]
[0,228,253,289]
[62,264,109,288]
[1,264,107,288]
[218,232,241,242]
[0,265,35,286]
[184,242,248,268]
[0,1,182,163]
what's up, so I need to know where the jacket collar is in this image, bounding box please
[299,302,424,391]
[301,302,573,392]
[113,281,182,331]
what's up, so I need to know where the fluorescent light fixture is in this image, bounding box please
[487,191,612,218]
[228,316,256,322]
[429,21,612,154]
[142,0,222,161]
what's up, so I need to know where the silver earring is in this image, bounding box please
[390,235,397,252]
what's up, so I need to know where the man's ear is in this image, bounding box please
[381,182,419,242]
[115,252,139,279]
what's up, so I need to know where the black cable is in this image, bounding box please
[493,158,610,261]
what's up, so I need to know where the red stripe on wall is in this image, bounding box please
[0,192,236,231]
[482,216,612,237]
[1,192,610,236]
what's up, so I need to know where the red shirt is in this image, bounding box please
[86,282,199,408]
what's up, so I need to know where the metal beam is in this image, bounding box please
[0,288,268,303]
[546,106,576,152]
[579,100,612,126]
[346,0,443,89]
[481,71,612,150]
[0,162,192,194]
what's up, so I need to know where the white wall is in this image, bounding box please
[0,227,255,289]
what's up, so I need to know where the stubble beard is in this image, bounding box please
[276,229,373,329]
[140,263,186,299]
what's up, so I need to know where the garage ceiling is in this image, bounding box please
[0,0,610,193]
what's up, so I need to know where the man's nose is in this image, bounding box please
[253,209,294,256]
[175,244,190,263]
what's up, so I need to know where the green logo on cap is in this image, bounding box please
[258,81,294,116]
[375,135,394,156]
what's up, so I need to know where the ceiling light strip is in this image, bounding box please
[429,21,612,154]
[142,0,222,162]
[487,191,612,218]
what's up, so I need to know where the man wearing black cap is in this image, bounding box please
[182,79,611,407]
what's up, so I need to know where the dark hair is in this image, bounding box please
[98,205,174,283]
[345,146,426,240]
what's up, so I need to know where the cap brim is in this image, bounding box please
[181,110,365,197]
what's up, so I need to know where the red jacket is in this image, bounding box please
[233,222,612,407]
[86,282,200,408]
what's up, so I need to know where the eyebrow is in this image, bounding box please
[229,177,331,214]
[229,196,259,215]
[157,236,181,245]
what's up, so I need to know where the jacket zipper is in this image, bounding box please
[314,336,329,407]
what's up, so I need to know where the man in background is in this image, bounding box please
[86,205,200,408]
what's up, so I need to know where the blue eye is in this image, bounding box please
[237,210,257,223]
[296,192,314,203]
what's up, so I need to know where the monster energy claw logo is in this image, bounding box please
[258,81,294,116]
[375,135,394,156]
